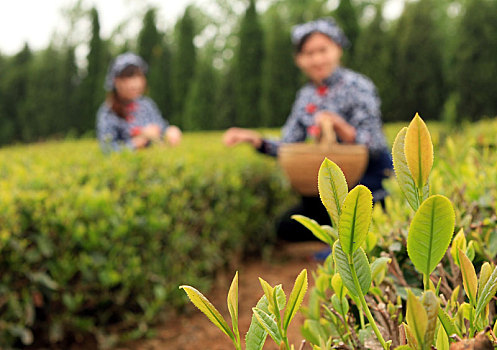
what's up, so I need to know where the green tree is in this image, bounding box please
[138,8,172,120]
[1,44,32,141]
[354,5,396,122]
[138,8,161,66]
[454,0,497,120]
[234,0,264,127]
[148,40,174,123]
[18,48,54,140]
[60,46,80,134]
[391,0,446,120]
[332,0,360,68]
[183,56,218,130]
[214,68,237,129]
[171,6,197,128]
[260,9,300,127]
[78,7,106,133]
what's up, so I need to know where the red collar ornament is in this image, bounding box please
[306,103,317,114]
[316,85,328,96]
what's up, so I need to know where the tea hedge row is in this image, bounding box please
[0,133,294,347]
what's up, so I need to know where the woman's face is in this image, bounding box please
[295,32,343,84]
[114,73,146,101]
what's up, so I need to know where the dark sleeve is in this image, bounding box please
[256,139,281,157]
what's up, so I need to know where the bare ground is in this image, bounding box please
[120,241,325,350]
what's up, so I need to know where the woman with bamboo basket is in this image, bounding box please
[223,18,392,243]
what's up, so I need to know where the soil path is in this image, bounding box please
[122,242,325,350]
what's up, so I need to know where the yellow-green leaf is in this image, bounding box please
[392,127,421,210]
[333,241,371,298]
[406,289,427,347]
[338,185,373,256]
[259,278,274,312]
[283,269,308,331]
[318,158,348,228]
[403,323,419,350]
[478,262,492,300]
[331,273,345,299]
[475,265,497,318]
[180,285,234,341]
[227,271,240,343]
[407,195,455,277]
[458,249,477,306]
[450,229,467,267]
[291,215,335,246]
[253,307,283,344]
[436,325,449,350]
[404,113,433,188]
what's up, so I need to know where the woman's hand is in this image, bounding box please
[132,135,150,149]
[314,111,356,143]
[141,124,162,141]
[165,126,182,146]
[223,127,263,148]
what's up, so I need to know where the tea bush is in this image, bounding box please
[0,132,295,347]
[301,116,497,349]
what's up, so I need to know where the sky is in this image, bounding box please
[0,0,405,56]
[0,0,201,55]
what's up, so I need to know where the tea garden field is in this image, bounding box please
[0,118,496,348]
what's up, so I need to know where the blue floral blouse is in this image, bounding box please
[96,96,168,152]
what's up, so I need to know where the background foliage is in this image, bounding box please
[0,0,497,145]
[0,132,295,347]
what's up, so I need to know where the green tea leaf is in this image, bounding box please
[406,289,427,347]
[450,229,467,267]
[227,271,240,343]
[438,307,461,337]
[291,215,335,246]
[405,113,433,188]
[253,307,283,345]
[475,265,497,319]
[338,185,373,256]
[371,257,391,286]
[283,269,308,331]
[246,295,269,350]
[258,278,274,311]
[478,262,492,300]
[403,323,419,350]
[407,195,455,276]
[318,158,348,227]
[180,285,234,341]
[331,273,345,299]
[436,325,450,350]
[392,127,421,210]
[395,346,414,350]
[333,241,371,297]
[458,249,477,306]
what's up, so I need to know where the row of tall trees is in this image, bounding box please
[0,0,496,145]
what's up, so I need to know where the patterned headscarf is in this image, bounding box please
[291,17,350,50]
[104,52,148,91]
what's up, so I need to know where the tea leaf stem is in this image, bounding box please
[349,260,389,349]
[423,273,430,291]
[469,305,475,338]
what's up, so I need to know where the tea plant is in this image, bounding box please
[180,269,308,350]
[298,114,497,349]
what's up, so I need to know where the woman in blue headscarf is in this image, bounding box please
[223,18,393,242]
[96,52,182,152]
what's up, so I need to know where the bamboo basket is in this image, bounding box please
[278,119,369,196]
